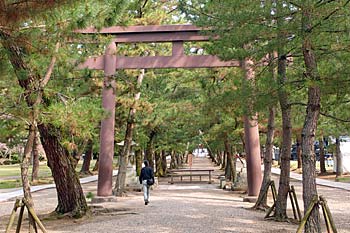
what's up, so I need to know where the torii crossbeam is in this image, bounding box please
[77,25,240,70]
[77,25,261,198]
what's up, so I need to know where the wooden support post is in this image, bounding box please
[23,198,48,233]
[288,190,297,220]
[296,195,319,233]
[15,205,25,233]
[320,196,337,233]
[291,186,302,221]
[271,181,277,202]
[6,199,21,233]
[265,202,276,218]
[297,195,337,233]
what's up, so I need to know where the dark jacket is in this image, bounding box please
[139,166,154,184]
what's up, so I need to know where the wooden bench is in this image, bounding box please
[168,169,214,184]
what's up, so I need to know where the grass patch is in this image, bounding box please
[0,179,22,189]
[335,176,350,183]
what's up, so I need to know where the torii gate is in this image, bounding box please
[77,25,262,198]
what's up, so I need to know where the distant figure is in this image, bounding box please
[139,160,154,205]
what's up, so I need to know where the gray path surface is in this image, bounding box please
[0,158,349,233]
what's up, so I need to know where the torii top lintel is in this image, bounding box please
[77,24,240,69]
[75,24,209,43]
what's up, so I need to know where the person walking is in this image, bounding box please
[139,160,154,205]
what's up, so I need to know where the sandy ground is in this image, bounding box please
[0,157,349,233]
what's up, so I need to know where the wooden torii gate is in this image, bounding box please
[77,25,262,197]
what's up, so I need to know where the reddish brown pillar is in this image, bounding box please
[242,58,262,197]
[97,42,117,196]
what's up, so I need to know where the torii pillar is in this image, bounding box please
[97,42,117,196]
[242,58,262,198]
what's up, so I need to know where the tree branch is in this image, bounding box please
[320,112,350,123]
[40,42,60,88]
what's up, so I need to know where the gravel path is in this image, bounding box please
[0,157,349,233]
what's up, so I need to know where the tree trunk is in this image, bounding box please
[145,130,155,169]
[22,123,36,230]
[1,30,87,217]
[335,138,343,178]
[176,153,182,167]
[81,140,93,174]
[224,136,234,181]
[216,150,222,167]
[297,135,302,169]
[301,4,322,231]
[275,52,292,221]
[155,151,164,177]
[319,138,326,174]
[114,69,144,196]
[93,156,99,172]
[170,150,177,169]
[38,124,88,217]
[254,106,275,209]
[31,129,40,182]
[161,150,168,175]
[221,150,226,170]
[135,149,142,177]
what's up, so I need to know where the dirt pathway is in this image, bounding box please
[0,157,349,233]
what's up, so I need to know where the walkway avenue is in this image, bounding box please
[0,157,349,232]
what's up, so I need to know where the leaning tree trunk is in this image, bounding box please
[31,129,40,182]
[38,124,88,216]
[145,130,156,169]
[301,5,322,231]
[275,51,292,221]
[114,69,144,196]
[22,122,37,230]
[254,106,275,210]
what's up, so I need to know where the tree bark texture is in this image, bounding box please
[275,53,292,220]
[301,4,322,231]
[254,106,275,209]
[38,124,88,216]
